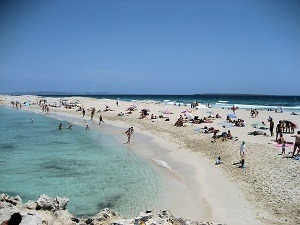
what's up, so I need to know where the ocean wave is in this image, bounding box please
[214,103,300,111]
[218,100,229,103]
[152,159,172,170]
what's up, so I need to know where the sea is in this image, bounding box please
[42,94,300,112]
[0,106,174,217]
[1,94,300,218]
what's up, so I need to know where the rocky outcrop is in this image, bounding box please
[36,194,69,211]
[0,194,223,225]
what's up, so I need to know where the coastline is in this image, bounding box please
[1,94,300,225]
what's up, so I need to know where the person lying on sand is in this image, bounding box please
[248,131,267,136]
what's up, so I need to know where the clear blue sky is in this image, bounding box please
[1,0,299,95]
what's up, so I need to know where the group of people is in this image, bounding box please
[277,131,300,157]
[269,118,296,138]
[11,101,22,110]
[250,109,259,118]
[226,117,245,127]
[41,104,50,113]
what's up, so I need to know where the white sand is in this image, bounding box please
[1,95,299,225]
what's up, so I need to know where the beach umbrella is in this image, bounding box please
[284,119,298,128]
[251,122,267,130]
[276,107,283,113]
[227,113,237,119]
[185,112,194,120]
[162,109,173,114]
[218,122,233,132]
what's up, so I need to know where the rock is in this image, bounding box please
[93,208,114,222]
[85,217,94,224]
[55,196,69,210]
[137,211,153,221]
[111,219,133,225]
[0,194,22,206]
[36,194,69,211]
[36,194,56,210]
[22,213,43,225]
[0,194,225,225]
[24,200,37,210]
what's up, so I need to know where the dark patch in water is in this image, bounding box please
[13,135,27,139]
[51,141,70,145]
[97,194,122,209]
[0,143,16,150]
[40,159,86,177]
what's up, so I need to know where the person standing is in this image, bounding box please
[269,118,274,136]
[98,115,104,125]
[82,108,85,117]
[276,121,283,140]
[291,131,300,157]
[282,141,286,156]
[91,108,95,120]
[125,127,131,144]
[240,141,246,159]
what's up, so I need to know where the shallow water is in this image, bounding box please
[0,107,169,217]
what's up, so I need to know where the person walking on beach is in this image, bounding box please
[1,212,22,225]
[275,121,283,140]
[291,131,300,157]
[91,107,95,120]
[130,126,134,135]
[269,117,274,136]
[98,115,104,125]
[282,141,286,156]
[82,108,85,117]
[125,127,131,144]
[240,141,246,159]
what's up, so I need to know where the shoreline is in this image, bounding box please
[1,94,300,225]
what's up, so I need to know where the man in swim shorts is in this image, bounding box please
[291,131,300,157]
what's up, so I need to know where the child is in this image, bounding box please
[282,141,286,155]
[215,156,221,165]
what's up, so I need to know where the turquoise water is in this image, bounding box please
[0,107,165,217]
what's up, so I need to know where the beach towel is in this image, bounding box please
[274,143,294,148]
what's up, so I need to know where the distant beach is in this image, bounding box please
[1,94,300,225]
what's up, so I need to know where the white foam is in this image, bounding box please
[152,159,172,170]
[218,100,229,103]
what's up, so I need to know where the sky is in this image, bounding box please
[0,0,300,95]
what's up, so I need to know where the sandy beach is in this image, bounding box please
[1,94,299,225]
